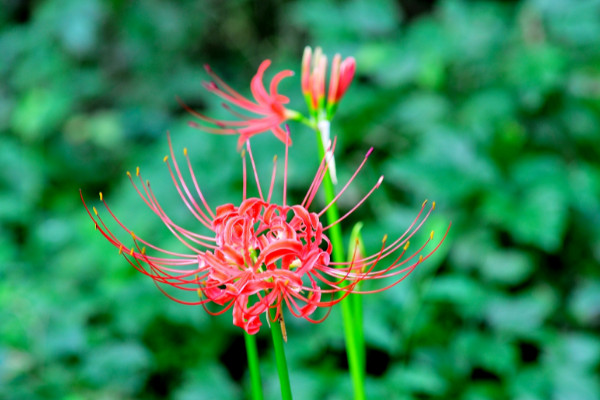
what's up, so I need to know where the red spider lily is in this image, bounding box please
[302,46,356,118]
[180,60,301,148]
[81,131,448,335]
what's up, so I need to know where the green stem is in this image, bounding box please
[348,224,366,373]
[270,313,293,400]
[244,332,264,400]
[352,291,365,372]
[314,128,366,400]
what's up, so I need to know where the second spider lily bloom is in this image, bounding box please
[181,60,302,148]
[301,46,356,120]
[81,131,448,336]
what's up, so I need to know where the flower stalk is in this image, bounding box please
[270,311,293,400]
[244,332,264,400]
[314,125,366,400]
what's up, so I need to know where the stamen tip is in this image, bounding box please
[366,147,374,157]
[183,148,188,156]
[126,171,131,178]
[382,234,388,243]
[430,230,434,240]
[432,201,436,210]
[418,255,424,263]
[118,245,123,255]
[136,166,140,176]
[99,192,103,201]
[163,155,168,162]
[273,155,278,162]
[129,248,134,256]
[92,206,98,216]
[404,241,410,251]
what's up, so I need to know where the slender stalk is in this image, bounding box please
[351,291,365,372]
[244,332,264,400]
[314,127,366,400]
[270,313,293,400]
[348,223,366,373]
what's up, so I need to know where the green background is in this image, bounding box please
[2,0,600,399]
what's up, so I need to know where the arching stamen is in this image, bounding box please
[245,140,264,201]
[323,176,383,230]
[283,126,290,207]
[241,150,247,201]
[181,142,216,220]
[267,155,277,204]
[318,147,374,218]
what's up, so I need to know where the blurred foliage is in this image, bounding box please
[2,0,600,399]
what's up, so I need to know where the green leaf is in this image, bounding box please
[480,249,534,285]
[485,287,557,335]
[568,280,600,325]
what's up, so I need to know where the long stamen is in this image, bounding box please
[318,147,374,218]
[283,126,290,207]
[267,155,278,204]
[245,139,264,201]
[241,150,247,201]
[323,176,384,230]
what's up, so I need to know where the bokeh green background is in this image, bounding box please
[2,0,600,399]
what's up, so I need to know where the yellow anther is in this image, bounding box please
[141,246,146,255]
[136,166,140,176]
[94,223,98,230]
[197,288,203,298]
[163,155,168,162]
[118,245,123,255]
[404,241,410,251]
[241,149,246,157]
[126,171,131,178]
[422,199,428,208]
[430,230,434,240]
[129,248,134,256]
[146,180,150,186]
[418,255,423,263]
[183,148,188,156]
[92,206,98,215]
[273,155,278,162]
[99,192,103,201]
[432,201,436,210]
[382,234,388,243]
[131,232,136,241]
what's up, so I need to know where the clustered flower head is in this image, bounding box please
[182,47,356,147]
[82,132,447,335]
[180,60,301,148]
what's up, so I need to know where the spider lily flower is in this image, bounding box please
[301,46,356,120]
[81,131,448,335]
[180,60,302,148]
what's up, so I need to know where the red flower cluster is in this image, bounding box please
[181,48,356,147]
[82,133,447,334]
[181,60,299,147]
